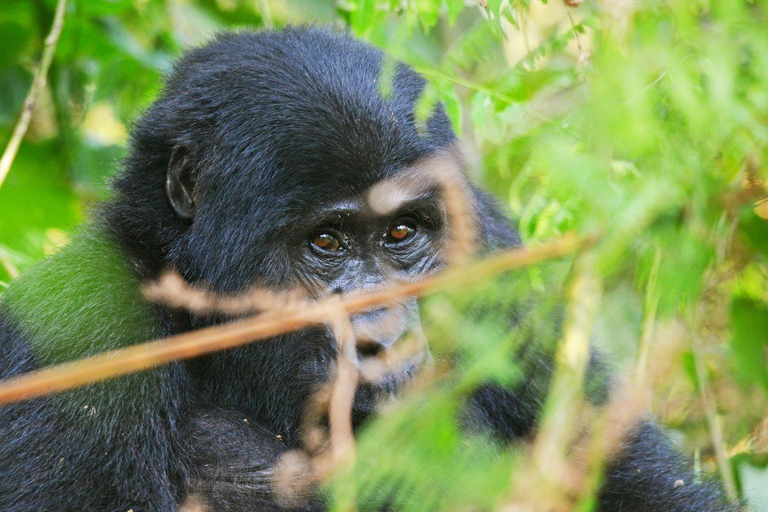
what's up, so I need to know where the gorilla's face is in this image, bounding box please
[163,144,462,436]
[290,183,448,417]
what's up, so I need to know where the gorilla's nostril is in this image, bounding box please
[356,340,384,358]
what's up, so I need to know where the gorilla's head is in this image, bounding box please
[106,27,482,442]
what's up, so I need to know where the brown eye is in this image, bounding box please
[311,232,342,252]
[387,222,416,243]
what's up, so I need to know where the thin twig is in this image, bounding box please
[325,301,359,463]
[634,243,661,385]
[533,255,602,468]
[0,233,593,404]
[413,67,517,107]
[0,0,67,190]
[504,254,603,510]
[689,315,738,502]
[567,10,582,52]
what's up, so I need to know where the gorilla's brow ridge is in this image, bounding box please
[308,192,440,228]
[311,200,362,227]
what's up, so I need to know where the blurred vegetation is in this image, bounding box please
[1,0,768,510]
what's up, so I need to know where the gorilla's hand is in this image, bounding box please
[185,405,317,512]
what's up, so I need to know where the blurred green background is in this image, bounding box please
[0,0,594,283]
[1,0,768,509]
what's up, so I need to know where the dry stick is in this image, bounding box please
[690,317,738,502]
[506,255,602,511]
[142,271,307,316]
[0,233,592,405]
[325,302,359,464]
[0,0,67,190]
[634,244,661,385]
[274,301,361,503]
[532,256,602,470]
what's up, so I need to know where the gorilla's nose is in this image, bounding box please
[355,337,389,358]
[350,307,410,360]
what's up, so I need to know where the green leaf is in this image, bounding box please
[486,0,503,16]
[0,66,32,126]
[77,0,133,16]
[739,204,768,255]
[0,141,81,267]
[445,0,465,25]
[349,0,377,37]
[377,55,397,100]
[414,81,440,136]
[730,298,768,391]
[439,85,463,137]
[0,22,32,68]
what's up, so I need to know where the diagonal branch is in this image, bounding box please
[0,232,594,405]
[0,0,67,190]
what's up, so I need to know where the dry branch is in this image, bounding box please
[0,233,592,405]
[532,256,602,468]
[270,301,362,506]
[325,301,360,463]
[691,319,739,502]
[503,254,603,511]
[0,0,67,190]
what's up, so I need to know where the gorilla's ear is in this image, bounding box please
[166,144,196,220]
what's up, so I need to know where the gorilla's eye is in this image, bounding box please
[311,232,342,252]
[386,221,416,243]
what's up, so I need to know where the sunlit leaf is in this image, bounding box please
[731,298,768,391]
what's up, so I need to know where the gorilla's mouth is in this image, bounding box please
[350,348,429,425]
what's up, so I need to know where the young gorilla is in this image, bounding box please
[0,28,735,512]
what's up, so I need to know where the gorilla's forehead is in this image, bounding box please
[307,190,438,226]
[161,28,456,198]
[204,115,449,219]
[204,84,439,200]
[277,150,463,227]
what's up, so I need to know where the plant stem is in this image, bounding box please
[0,0,67,191]
[0,233,593,404]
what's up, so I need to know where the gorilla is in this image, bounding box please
[0,27,736,511]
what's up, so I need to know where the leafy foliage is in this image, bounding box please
[1,0,767,509]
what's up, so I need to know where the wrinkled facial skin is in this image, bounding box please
[293,190,444,296]
[291,189,446,419]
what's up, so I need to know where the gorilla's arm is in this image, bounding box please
[0,306,307,512]
[0,227,200,511]
[598,421,736,512]
[0,308,190,511]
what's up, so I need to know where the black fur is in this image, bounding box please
[0,27,736,511]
